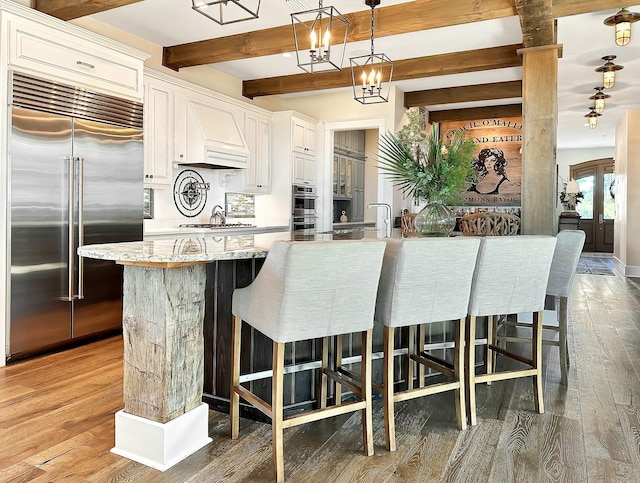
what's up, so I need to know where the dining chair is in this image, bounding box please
[459,212,521,236]
[230,239,386,482]
[466,236,556,426]
[496,230,585,385]
[400,212,419,237]
[374,237,481,451]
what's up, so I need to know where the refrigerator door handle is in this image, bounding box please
[66,155,75,302]
[77,156,84,299]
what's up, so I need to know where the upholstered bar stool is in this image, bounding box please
[230,239,386,482]
[374,237,481,451]
[466,236,556,426]
[498,230,585,384]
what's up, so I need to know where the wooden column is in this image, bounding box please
[519,44,562,235]
[121,263,206,423]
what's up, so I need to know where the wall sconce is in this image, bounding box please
[191,0,260,25]
[350,0,394,104]
[584,107,601,129]
[589,87,610,114]
[604,8,640,46]
[291,1,349,74]
[595,55,623,89]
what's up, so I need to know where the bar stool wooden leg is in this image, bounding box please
[558,297,569,385]
[407,325,415,391]
[532,311,545,414]
[335,335,343,405]
[418,324,426,388]
[362,329,374,456]
[230,315,242,440]
[319,337,329,409]
[466,315,477,426]
[383,325,396,452]
[454,317,467,430]
[272,341,285,483]
[486,315,494,386]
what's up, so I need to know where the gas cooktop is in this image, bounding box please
[179,223,257,229]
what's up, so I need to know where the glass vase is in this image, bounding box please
[414,201,456,237]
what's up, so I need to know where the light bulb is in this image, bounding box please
[603,70,615,88]
[323,28,330,51]
[588,115,598,129]
[615,21,631,46]
[595,98,605,113]
[310,29,317,51]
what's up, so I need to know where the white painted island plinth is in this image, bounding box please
[78,234,278,471]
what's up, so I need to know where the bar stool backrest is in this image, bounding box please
[232,240,386,343]
[375,237,481,328]
[468,236,557,316]
[546,231,586,298]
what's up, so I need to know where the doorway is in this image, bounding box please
[570,158,615,253]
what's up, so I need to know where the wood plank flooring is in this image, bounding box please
[1,269,640,482]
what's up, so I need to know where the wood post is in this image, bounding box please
[519,44,562,235]
[121,264,206,423]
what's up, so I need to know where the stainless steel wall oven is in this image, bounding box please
[292,185,316,233]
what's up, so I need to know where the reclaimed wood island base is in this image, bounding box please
[78,234,277,471]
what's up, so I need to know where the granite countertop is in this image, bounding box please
[78,227,399,265]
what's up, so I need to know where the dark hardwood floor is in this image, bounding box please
[1,268,640,482]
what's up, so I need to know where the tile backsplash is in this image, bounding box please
[225,192,255,218]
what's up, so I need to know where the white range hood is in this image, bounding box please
[177,97,249,170]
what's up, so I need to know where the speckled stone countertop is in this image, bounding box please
[78,227,397,266]
[78,232,291,265]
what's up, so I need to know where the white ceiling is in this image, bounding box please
[91,1,640,150]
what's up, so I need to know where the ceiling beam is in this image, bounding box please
[163,0,517,70]
[34,0,142,21]
[516,0,555,47]
[162,0,630,71]
[404,81,522,108]
[552,0,629,17]
[242,44,522,99]
[429,104,523,123]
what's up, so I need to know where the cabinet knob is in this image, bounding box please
[145,174,149,178]
[179,153,184,159]
[149,174,154,178]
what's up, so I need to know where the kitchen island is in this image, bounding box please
[78,229,389,471]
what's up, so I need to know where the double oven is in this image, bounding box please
[292,184,317,234]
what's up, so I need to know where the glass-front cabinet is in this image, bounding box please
[334,155,351,198]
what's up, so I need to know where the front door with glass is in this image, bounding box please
[570,158,615,253]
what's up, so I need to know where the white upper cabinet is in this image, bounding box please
[2,2,148,101]
[292,118,317,156]
[143,76,173,186]
[243,113,272,193]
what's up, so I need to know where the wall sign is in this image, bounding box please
[440,117,523,206]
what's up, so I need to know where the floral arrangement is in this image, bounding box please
[377,110,476,206]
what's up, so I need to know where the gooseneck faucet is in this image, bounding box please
[368,203,392,238]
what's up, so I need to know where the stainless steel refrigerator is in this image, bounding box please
[7,72,144,362]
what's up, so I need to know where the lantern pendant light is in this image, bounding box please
[589,87,610,114]
[584,107,601,129]
[350,0,394,104]
[595,55,623,89]
[604,8,640,46]
[291,1,349,74]
[191,0,260,25]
